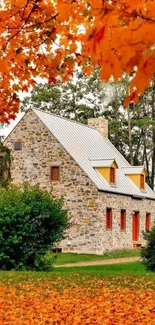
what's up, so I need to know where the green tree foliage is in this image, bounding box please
[101,77,155,189]
[21,70,106,124]
[0,143,11,188]
[0,185,70,271]
[102,78,130,158]
[123,78,155,188]
[141,226,155,272]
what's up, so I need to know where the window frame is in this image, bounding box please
[145,212,151,231]
[110,167,115,184]
[14,141,22,151]
[140,174,145,190]
[132,211,140,241]
[106,208,112,230]
[50,166,60,182]
[120,209,126,231]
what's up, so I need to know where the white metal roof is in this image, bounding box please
[121,166,145,175]
[32,108,155,200]
[90,159,117,168]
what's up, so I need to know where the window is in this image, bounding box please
[106,208,112,230]
[146,213,151,231]
[120,209,126,231]
[50,166,60,181]
[14,142,22,150]
[140,174,145,189]
[132,211,139,241]
[110,167,115,184]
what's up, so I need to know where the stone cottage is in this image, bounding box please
[4,108,155,254]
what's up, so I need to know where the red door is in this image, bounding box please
[132,212,139,241]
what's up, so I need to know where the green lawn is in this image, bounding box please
[0,250,145,287]
[52,262,155,282]
[0,262,154,285]
[51,249,141,265]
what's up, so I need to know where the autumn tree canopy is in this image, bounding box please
[0,0,155,122]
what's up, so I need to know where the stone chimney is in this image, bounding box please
[88,118,108,137]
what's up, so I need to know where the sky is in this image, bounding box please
[0,76,49,139]
[0,111,25,138]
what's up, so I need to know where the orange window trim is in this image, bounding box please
[120,209,126,231]
[140,174,145,189]
[132,212,139,241]
[106,208,112,230]
[51,166,60,181]
[146,213,151,231]
[110,167,115,184]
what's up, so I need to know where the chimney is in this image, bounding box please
[88,118,108,137]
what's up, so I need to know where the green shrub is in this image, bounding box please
[141,225,155,271]
[0,144,11,189]
[34,252,54,271]
[0,185,70,270]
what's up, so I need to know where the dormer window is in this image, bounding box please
[121,166,146,191]
[110,167,115,184]
[90,159,118,185]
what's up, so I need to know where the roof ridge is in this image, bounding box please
[31,107,99,132]
[122,166,144,168]
[89,158,115,161]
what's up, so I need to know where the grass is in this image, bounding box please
[51,249,141,265]
[0,262,155,284]
[0,250,144,288]
[52,262,155,281]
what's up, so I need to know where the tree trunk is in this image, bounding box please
[127,106,134,166]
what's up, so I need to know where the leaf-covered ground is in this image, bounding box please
[1,272,155,325]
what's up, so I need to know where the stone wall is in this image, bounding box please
[88,118,108,137]
[4,109,155,254]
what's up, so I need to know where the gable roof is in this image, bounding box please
[121,166,145,175]
[30,109,155,199]
[90,159,118,168]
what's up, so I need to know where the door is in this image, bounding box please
[132,212,139,241]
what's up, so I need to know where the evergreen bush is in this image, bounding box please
[141,225,155,271]
[0,185,70,270]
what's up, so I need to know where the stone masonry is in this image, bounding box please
[4,109,155,254]
[88,118,108,137]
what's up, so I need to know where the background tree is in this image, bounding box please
[102,78,130,158]
[141,226,155,272]
[130,77,155,189]
[105,78,155,189]
[22,70,106,124]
